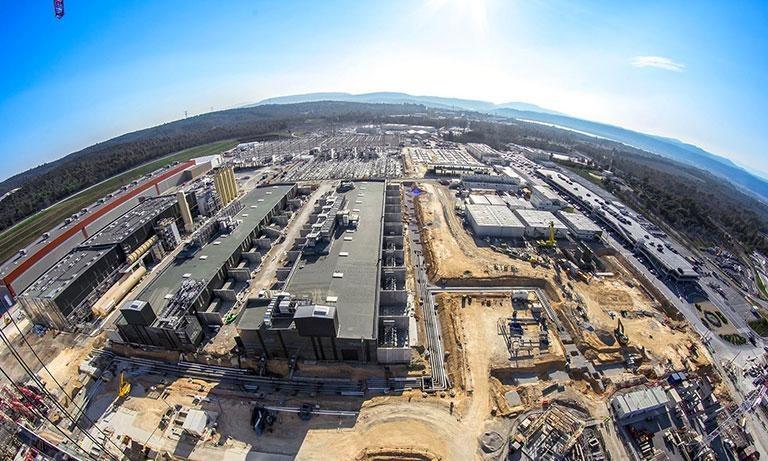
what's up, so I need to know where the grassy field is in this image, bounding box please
[755,269,768,300]
[0,140,237,263]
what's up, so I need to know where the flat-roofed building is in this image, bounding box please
[18,246,123,330]
[557,210,603,240]
[503,196,534,210]
[237,182,411,363]
[468,194,491,205]
[539,168,698,281]
[530,184,565,211]
[466,204,525,238]
[466,143,503,163]
[611,387,669,422]
[116,184,296,351]
[514,209,568,238]
[462,174,520,192]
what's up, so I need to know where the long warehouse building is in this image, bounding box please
[0,157,216,309]
[115,184,297,351]
[237,181,411,363]
[17,195,184,330]
[538,168,698,281]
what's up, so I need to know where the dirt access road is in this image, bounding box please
[295,292,497,460]
[416,182,551,283]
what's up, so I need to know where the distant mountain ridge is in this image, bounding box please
[251,91,768,202]
[252,91,565,116]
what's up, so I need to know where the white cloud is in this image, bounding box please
[630,56,685,72]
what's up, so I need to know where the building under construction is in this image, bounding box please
[115,184,297,351]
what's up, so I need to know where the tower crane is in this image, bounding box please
[695,373,768,458]
[537,221,557,249]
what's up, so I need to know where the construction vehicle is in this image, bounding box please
[614,318,629,346]
[537,222,557,249]
[298,403,313,420]
[118,372,131,399]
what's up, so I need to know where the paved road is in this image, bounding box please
[403,187,449,390]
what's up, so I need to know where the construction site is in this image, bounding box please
[0,131,764,461]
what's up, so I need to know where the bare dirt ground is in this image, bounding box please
[415,183,551,284]
[567,258,706,369]
[0,323,100,402]
[402,147,427,178]
[438,293,565,373]
[296,292,507,460]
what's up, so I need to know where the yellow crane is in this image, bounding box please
[537,221,557,248]
[118,372,131,399]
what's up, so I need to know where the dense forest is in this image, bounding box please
[0,102,424,231]
[455,119,768,254]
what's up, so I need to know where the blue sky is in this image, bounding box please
[1,0,767,179]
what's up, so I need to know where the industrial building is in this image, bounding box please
[17,247,123,330]
[538,169,698,281]
[16,195,185,330]
[465,143,504,163]
[466,204,525,238]
[0,157,219,309]
[530,184,566,211]
[502,195,534,210]
[79,195,181,259]
[467,194,506,207]
[461,173,520,192]
[611,386,669,422]
[115,184,297,351]
[237,181,411,363]
[409,147,491,176]
[557,210,603,240]
[514,209,568,238]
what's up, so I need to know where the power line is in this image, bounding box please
[6,316,126,457]
[0,327,120,460]
[0,356,95,460]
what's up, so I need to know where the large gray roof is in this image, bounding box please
[82,195,177,247]
[135,184,294,314]
[284,181,384,340]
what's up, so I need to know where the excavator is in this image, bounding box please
[614,318,630,346]
[536,221,557,249]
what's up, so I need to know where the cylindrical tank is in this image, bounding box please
[127,235,159,264]
[91,265,147,317]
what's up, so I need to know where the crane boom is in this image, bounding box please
[53,0,65,19]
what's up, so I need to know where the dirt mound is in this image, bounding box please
[355,448,441,461]
[595,330,617,346]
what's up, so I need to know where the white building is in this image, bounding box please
[462,174,520,192]
[530,185,565,211]
[503,196,534,210]
[514,209,568,238]
[557,210,603,240]
[466,204,525,238]
[611,387,669,421]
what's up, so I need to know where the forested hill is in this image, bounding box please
[0,101,424,231]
